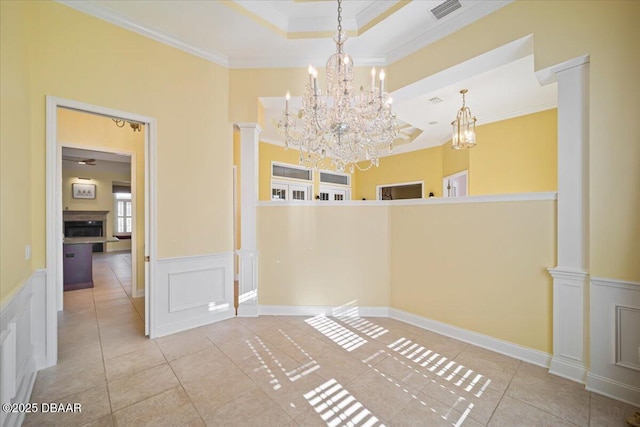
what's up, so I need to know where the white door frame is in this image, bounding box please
[45,96,157,367]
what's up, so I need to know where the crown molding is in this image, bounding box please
[57,0,229,67]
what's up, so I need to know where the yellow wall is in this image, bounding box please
[27,2,231,262]
[470,109,557,195]
[355,146,443,200]
[383,0,639,282]
[352,109,556,200]
[1,0,33,303]
[257,206,390,307]
[390,200,556,352]
[257,199,556,353]
[442,140,470,179]
[58,108,143,275]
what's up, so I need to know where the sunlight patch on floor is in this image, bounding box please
[305,378,385,427]
[305,315,367,352]
[332,302,388,339]
[388,337,492,398]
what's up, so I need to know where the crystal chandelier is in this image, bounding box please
[277,0,398,173]
[451,89,477,149]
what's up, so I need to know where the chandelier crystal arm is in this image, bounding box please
[277,0,398,173]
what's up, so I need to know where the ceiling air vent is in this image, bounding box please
[429,96,444,104]
[430,0,462,20]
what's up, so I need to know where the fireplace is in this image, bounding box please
[63,211,109,253]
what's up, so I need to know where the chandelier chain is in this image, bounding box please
[337,0,342,34]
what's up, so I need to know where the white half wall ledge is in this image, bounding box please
[257,191,557,208]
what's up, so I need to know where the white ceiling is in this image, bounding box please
[59,0,556,153]
[62,147,132,175]
[61,0,513,67]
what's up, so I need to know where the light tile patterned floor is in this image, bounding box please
[25,252,638,426]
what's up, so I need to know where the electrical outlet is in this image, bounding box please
[25,244,31,261]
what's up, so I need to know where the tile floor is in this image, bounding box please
[25,252,638,427]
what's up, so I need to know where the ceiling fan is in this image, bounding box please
[62,156,96,166]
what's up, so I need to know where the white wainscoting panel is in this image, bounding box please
[169,267,225,313]
[154,253,233,338]
[588,277,640,406]
[0,270,47,427]
[548,268,589,383]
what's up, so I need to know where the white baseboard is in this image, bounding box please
[238,304,259,317]
[258,304,390,318]
[388,308,552,369]
[549,356,587,384]
[1,270,47,427]
[132,287,145,298]
[587,372,640,407]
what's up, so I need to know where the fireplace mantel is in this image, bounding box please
[63,210,109,221]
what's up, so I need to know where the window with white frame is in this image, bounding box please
[319,170,351,201]
[319,186,349,201]
[271,162,312,201]
[114,193,132,234]
[271,182,311,201]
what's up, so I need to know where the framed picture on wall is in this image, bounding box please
[72,183,96,199]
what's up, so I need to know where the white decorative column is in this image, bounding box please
[546,56,590,383]
[236,123,261,317]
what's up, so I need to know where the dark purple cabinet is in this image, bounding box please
[63,243,94,291]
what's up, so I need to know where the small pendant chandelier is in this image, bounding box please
[277,0,398,173]
[451,89,477,150]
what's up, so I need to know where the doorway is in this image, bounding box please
[443,170,468,198]
[61,144,139,304]
[45,97,157,367]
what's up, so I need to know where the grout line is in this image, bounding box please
[484,359,519,425]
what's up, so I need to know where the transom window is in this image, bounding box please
[320,171,350,186]
[272,163,312,181]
